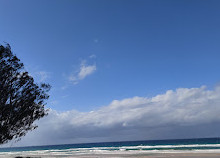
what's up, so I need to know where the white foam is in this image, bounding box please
[1,144,220,156]
[120,144,220,149]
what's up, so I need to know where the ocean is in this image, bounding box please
[0,138,220,157]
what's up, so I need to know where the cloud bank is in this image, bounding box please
[13,86,220,147]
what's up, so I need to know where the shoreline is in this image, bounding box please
[1,152,220,158]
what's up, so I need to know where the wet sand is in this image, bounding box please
[1,153,220,158]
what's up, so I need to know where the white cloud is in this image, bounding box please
[35,71,50,82]
[89,54,96,59]
[93,39,99,43]
[78,64,96,80]
[13,86,220,147]
[69,60,96,84]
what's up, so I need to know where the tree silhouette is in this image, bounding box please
[0,44,51,144]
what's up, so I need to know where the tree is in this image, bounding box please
[0,44,51,144]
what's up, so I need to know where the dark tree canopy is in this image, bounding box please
[0,44,50,144]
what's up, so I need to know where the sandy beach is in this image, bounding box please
[0,152,220,158]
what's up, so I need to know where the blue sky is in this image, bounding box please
[1,0,220,146]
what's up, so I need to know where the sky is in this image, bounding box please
[0,0,220,147]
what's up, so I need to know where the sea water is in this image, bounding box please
[0,138,220,156]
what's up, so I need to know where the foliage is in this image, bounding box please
[0,44,50,144]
